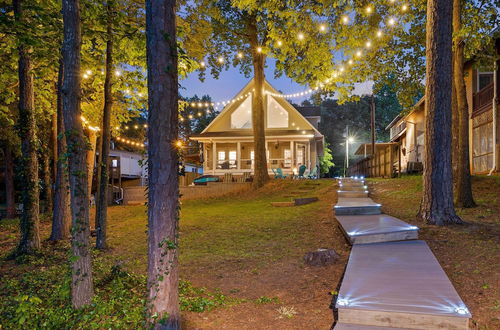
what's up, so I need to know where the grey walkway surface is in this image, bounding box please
[336,240,470,329]
[336,214,419,244]
[333,178,470,329]
[334,197,381,215]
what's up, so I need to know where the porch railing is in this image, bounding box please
[473,82,494,115]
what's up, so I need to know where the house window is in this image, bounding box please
[218,151,226,161]
[477,72,493,91]
[231,95,252,129]
[267,96,289,128]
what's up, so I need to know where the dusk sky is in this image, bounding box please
[180,58,374,105]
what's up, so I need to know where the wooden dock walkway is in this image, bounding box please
[332,177,470,329]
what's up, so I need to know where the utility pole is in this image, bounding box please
[371,94,376,156]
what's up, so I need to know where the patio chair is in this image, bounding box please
[308,166,318,179]
[297,165,307,179]
[275,168,287,179]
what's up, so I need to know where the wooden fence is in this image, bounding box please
[349,144,399,178]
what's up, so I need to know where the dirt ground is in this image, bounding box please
[369,175,500,330]
[1,176,498,329]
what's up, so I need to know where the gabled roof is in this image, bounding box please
[386,96,425,130]
[192,78,323,140]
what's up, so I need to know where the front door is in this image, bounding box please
[295,143,307,167]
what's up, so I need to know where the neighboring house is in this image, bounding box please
[189,78,324,176]
[385,37,499,176]
[385,97,425,174]
[351,36,499,178]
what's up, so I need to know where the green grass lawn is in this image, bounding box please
[0,179,343,329]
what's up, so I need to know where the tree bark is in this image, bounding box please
[419,0,463,225]
[62,0,94,308]
[145,0,180,327]
[95,0,114,250]
[51,56,71,241]
[4,143,16,219]
[42,148,53,213]
[248,18,269,188]
[86,128,97,198]
[453,0,475,208]
[13,0,41,255]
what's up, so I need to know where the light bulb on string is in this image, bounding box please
[365,41,372,48]
[388,18,396,26]
[115,70,121,76]
[342,16,349,24]
[402,4,408,12]
[276,40,283,47]
[319,24,326,32]
[356,50,363,57]
[348,59,353,65]
[200,61,206,68]
[377,30,383,38]
[237,52,243,58]
[256,46,262,53]
[217,56,224,64]
[86,70,92,75]
[297,32,304,40]
[366,6,372,14]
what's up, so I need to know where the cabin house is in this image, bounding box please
[350,36,499,178]
[189,79,324,177]
[385,97,425,174]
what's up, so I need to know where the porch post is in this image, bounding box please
[212,141,217,175]
[237,142,241,170]
[290,140,295,170]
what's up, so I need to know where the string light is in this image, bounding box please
[217,56,224,63]
[402,4,408,11]
[276,40,283,47]
[319,24,326,32]
[86,70,92,75]
[377,30,383,38]
[366,6,372,14]
[388,17,396,26]
[365,41,372,48]
[115,70,121,76]
[342,16,349,24]
[256,47,262,53]
[115,136,145,148]
[297,32,304,40]
[237,52,243,58]
[200,61,206,67]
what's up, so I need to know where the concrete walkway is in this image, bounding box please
[332,177,471,329]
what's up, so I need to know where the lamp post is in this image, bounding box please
[345,136,354,176]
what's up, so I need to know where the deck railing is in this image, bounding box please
[390,121,406,141]
[473,82,494,115]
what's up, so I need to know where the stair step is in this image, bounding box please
[338,184,368,192]
[336,214,418,244]
[338,190,368,198]
[334,323,407,330]
[334,198,381,215]
[336,240,471,329]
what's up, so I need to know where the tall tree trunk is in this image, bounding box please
[42,150,53,213]
[419,0,463,225]
[451,55,459,187]
[13,0,41,255]
[453,0,475,208]
[51,56,71,241]
[62,0,94,308]
[145,0,180,327]
[248,19,269,188]
[86,128,97,199]
[4,143,17,219]
[95,1,114,250]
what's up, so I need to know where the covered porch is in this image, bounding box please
[200,138,321,176]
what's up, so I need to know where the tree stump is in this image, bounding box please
[304,248,339,266]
